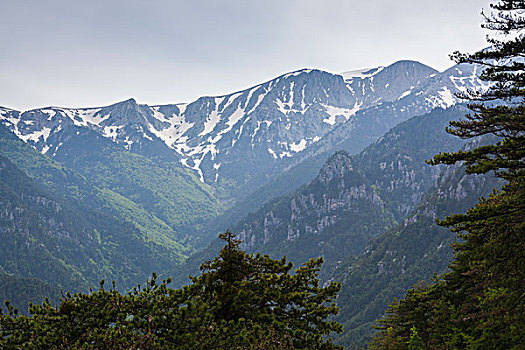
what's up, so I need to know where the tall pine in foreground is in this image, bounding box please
[371,1,525,349]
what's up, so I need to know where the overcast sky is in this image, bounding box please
[1,0,490,111]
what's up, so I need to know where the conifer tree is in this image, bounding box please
[0,231,343,349]
[371,1,525,348]
[184,231,343,349]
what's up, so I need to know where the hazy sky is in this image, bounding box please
[1,0,490,111]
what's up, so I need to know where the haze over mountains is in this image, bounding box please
[0,59,493,347]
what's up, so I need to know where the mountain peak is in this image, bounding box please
[114,98,138,106]
[0,106,18,114]
[385,60,438,74]
[278,68,324,80]
[104,98,141,116]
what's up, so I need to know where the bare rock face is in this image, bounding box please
[234,106,470,278]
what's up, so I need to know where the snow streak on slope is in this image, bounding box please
[0,61,486,188]
[138,69,368,183]
[148,105,193,148]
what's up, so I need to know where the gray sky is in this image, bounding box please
[1,0,490,111]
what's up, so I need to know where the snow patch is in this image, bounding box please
[199,109,221,136]
[340,66,384,81]
[246,90,267,115]
[226,106,245,128]
[283,69,313,79]
[42,109,57,119]
[437,87,455,107]
[398,89,413,100]
[175,103,187,115]
[181,158,205,182]
[322,103,361,125]
[268,148,278,159]
[103,125,122,141]
[449,65,490,96]
[150,107,168,122]
[19,127,52,144]
[222,92,243,111]
[290,139,307,153]
[1,115,20,129]
[58,108,105,127]
[275,97,308,114]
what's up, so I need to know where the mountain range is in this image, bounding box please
[0,58,496,348]
[0,60,485,201]
[169,106,498,347]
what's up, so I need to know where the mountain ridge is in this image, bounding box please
[0,60,484,206]
[170,106,471,287]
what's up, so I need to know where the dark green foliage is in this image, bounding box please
[0,124,188,261]
[371,182,524,349]
[0,122,223,257]
[0,152,182,305]
[331,159,499,348]
[189,231,343,349]
[371,2,525,348]
[51,127,223,244]
[0,232,343,349]
[0,274,59,314]
[407,326,424,350]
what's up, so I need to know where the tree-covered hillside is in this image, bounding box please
[50,126,224,246]
[371,1,525,348]
[0,233,343,349]
[171,106,470,287]
[0,274,59,313]
[0,151,187,311]
[331,154,500,347]
[0,122,223,257]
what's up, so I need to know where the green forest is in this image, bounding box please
[370,1,525,348]
[0,1,524,349]
[0,232,342,349]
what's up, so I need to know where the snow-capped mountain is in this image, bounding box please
[0,60,487,201]
[296,61,490,167]
[341,60,437,107]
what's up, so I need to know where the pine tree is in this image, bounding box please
[371,1,525,348]
[0,231,343,349]
[184,230,343,349]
